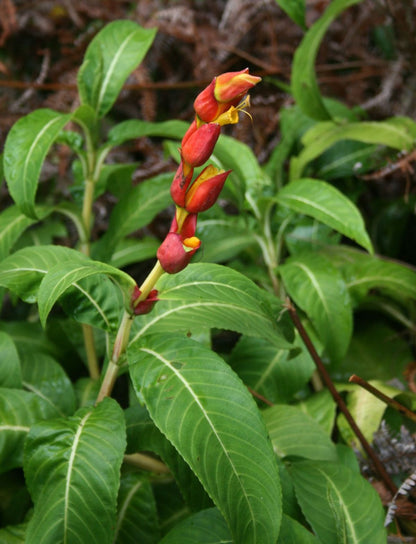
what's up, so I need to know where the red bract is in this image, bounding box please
[214,69,261,103]
[157,232,201,274]
[170,162,193,207]
[194,79,230,123]
[131,286,159,315]
[185,165,231,213]
[181,123,220,168]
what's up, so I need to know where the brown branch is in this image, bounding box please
[349,374,416,425]
[285,298,397,495]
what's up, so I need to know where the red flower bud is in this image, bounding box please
[185,165,230,213]
[131,286,159,315]
[170,211,198,238]
[214,69,261,103]
[181,123,220,168]
[170,162,193,207]
[157,232,201,274]
[194,79,229,123]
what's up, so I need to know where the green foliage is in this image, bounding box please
[1,7,415,543]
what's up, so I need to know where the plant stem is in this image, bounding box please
[82,325,100,380]
[349,374,416,424]
[286,298,398,495]
[124,453,170,474]
[81,178,95,256]
[134,260,164,304]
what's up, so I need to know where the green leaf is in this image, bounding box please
[0,331,22,388]
[337,381,402,449]
[59,275,123,331]
[298,389,336,436]
[0,245,87,303]
[279,252,353,361]
[276,178,373,253]
[291,117,416,179]
[291,0,363,120]
[275,0,306,28]
[129,334,282,544]
[159,508,232,544]
[0,206,36,260]
[263,404,338,461]
[94,172,172,261]
[110,237,160,268]
[114,472,159,544]
[4,109,72,218]
[228,336,315,404]
[290,460,386,543]
[20,351,76,417]
[37,259,135,327]
[0,523,27,543]
[278,514,320,544]
[0,388,56,473]
[24,398,126,544]
[130,263,294,349]
[78,21,156,118]
[107,119,188,146]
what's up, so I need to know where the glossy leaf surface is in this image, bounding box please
[4,109,71,218]
[276,179,373,253]
[78,21,156,118]
[24,398,126,544]
[130,263,294,349]
[129,334,282,544]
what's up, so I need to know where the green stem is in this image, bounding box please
[82,325,100,380]
[134,260,164,305]
[80,178,95,256]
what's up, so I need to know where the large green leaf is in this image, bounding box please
[20,351,76,417]
[291,0,363,120]
[0,206,36,260]
[0,245,86,303]
[129,263,294,349]
[110,237,160,268]
[291,117,416,180]
[0,331,22,388]
[159,508,231,544]
[290,460,386,543]
[276,178,373,253]
[129,334,282,544]
[279,252,353,361]
[0,388,56,473]
[107,119,187,146]
[263,404,338,461]
[0,523,27,543]
[37,259,135,327]
[228,335,314,404]
[24,398,126,544]
[4,109,72,218]
[77,21,156,118]
[114,471,159,544]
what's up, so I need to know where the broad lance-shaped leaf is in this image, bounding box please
[77,21,156,118]
[114,472,159,544]
[0,388,57,473]
[0,245,87,303]
[279,251,353,362]
[37,259,136,327]
[129,334,282,544]
[0,330,22,388]
[263,404,337,462]
[275,0,306,28]
[0,206,35,260]
[129,263,294,349]
[24,398,126,544]
[276,178,373,254]
[290,460,386,543]
[290,117,416,180]
[4,109,72,218]
[291,0,363,120]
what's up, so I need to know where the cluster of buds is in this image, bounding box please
[158,68,261,275]
[132,69,260,315]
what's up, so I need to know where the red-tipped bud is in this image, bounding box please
[170,211,198,238]
[194,79,229,123]
[181,123,220,168]
[157,232,201,274]
[170,163,193,207]
[214,69,261,103]
[185,165,230,213]
[131,286,159,315]
[182,119,198,147]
